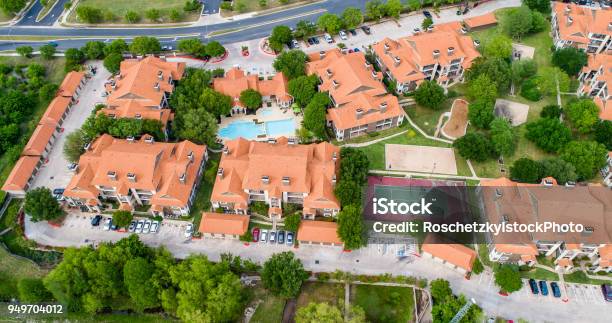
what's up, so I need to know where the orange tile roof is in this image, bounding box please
[211,137,340,213]
[297,220,342,245]
[213,67,292,105]
[464,12,498,29]
[553,2,612,47]
[599,245,612,267]
[41,96,72,125]
[372,28,480,85]
[557,258,572,267]
[594,97,612,121]
[1,156,40,192]
[107,56,185,108]
[22,121,57,157]
[494,243,540,256]
[198,212,250,235]
[521,254,536,263]
[421,235,477,271]
[100,99,172,128]
[64,134,205,210]
[58,71,85,97]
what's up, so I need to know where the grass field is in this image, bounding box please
[221,0,305,17]
[0,245,47,300]
[352,285,414,323]
[69,0,200,24]
[296,282,345,309]
[0,10,13,23]
[250,287,286,323]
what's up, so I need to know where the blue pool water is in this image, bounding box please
[219,118,295,140]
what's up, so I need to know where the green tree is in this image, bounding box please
[339,147,369,185]
[467,99,495,129]
[522,0,550,13]
[594,120,612,150]
[178,38,206,57]
[123,258,160,311]
[24,187,64,222]
[540,104,562,119]
[175,109,218,146]
[81,41,106,60]
[39,44,57,60]
[0,0,26,14]
[430,279,452,302]
[490,118,516,157]
[384,0,403,19]
[561,141,608,180]
[341,7,363,29]
[337,204,365,250]
[334,180,362,206]
[453,132,493,162]
[540,158,577,184]
[421,17,433,30]
[125,10,140,23]
[472,258,484,275]
[484,34,513,59]
[103,52,123,74]
[16,45,33,58]
[466,74,497,103]
[295,302,343,323]
[184,0,201,12]
[169,8,182,22]
[129,36,161,55]
[103,39,128,56]
[525,118,572,153]
[39,83,59,102]
[273,50,308,79]
[494,265,523,293]
[294,20,317,39]
[466,57,511,94]
[537,66,570,97]
[145,8,161,22]
[552,47,588,76]
[414,81,445,110]
[269,25,293,52]
[64,48,85,72]
[112,210,133,228]
[63,129,88,163]
[510,157,542,183]
[240,89,262,110]
[501,6,534,40]
[283,213,301,233]
[288,74,319,107]
[317,13,343,35]
[511,59,538,85]
[564,99,600,134]
[76,6,103,23]
[365,0,384,21]
[408,0,421,11]
[261,251,308,298]
[18,278,53,302]
[205,41,226,57]
[303,92,329,139]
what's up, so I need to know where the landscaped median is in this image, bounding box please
[65,0,202,25]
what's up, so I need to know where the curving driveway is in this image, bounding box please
[15,0,70,26]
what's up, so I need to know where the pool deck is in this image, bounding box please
[218,104,302,141]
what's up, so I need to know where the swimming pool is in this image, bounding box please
[218,118,295,140]
[260,108,274,117]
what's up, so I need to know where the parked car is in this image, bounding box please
[277,231,285,244]
[602,284,612,302]
[53,188,64,195]
[252,227,260,242]
[423,10,432,19]
[307,37,314,45]
[128,221,136,232]
[143,220,151,234]
[313,36,320,44]
[413,27,421,33]
[291,39,300,49]
[353,48,360,52]
[324,33,333,43]
[286,231,294,245]
[91,215,103,226]
[339,30,348,40]
[47,41,59,47]
[550,282,561,298]
[135,220,144,233]
[269,231,276,243]
[348,29,357,36]
[184,224,193,238]
[361,25,371,34]
[150,221,159,233]
[528,279,539,294]
[103,218,112,231]
[539,281,549,296]
[260,229,268,243]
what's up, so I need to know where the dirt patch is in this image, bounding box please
[441,99,469,139]
[385,144,458,175]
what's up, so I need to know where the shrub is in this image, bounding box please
[520,77,542,101]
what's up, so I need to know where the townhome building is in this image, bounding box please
[372,24,480,93]
[100,56,185,136]
[551,2,612,54]
[58,71,86,101]
[211,137,340,219]
[577,53,612,120]
[602,152,612,188]
[213,67,293,114]
[63,134,207,218]
[479,177,612,273]
[306,49,405,140]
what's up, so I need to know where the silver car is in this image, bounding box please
[135,220,144,233]
[184,224,193,238]
[142,220,151,234]
[150,221,159,233]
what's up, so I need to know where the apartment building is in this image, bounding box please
[551,2,612,53]
[210,137,340,219]
[58,71,86,101]
[100,56,185,133]
[198,212,250,240]
[421,234,478,275]
[372,24,480,93]
[577,53,611,120]
[479,177,612,273]
[63,134,207,218]
[602,152,612,188]
[297,220,343,247]
[306,49,405,140]
[213,67,293,113]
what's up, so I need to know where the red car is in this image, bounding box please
[252,227,260,242]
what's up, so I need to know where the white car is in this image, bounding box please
[143,220,151,234]
[184,224,193,238]
[260,229,268,243]
[135,220,144,233]
[324,33,333,43]
[103,218,112,231]
[339,30,348,40]
[291,39,300,49]
[150,221,159,233]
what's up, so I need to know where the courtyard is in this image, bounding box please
[385,144,458,175]
[217,104,302,141]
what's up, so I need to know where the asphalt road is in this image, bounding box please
[16,0,70,26]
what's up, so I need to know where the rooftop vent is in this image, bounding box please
[319,50,326,59]
[332,79,340,88]
[187,151,194,161]
[433,50,440,59]
[384,43,390,53]
[379,101,388,112]
[356,108,364,119]
[332,151,337,161]
[126,136,135,142]
[495,188,502,198]
[144,136,154,144]
[371,70,378,79]
[261,175,270,184]
[332,174,337,185]
[135,114,142,119]
[448,47,455,56]
[223,146,229,154]
[364,61,371,69]
[154,83,160,91]
[179,173,186,184]
[157,70,163,80]
[565,181,576,188]
[107,171,117,180]
[564,5,571,15]
[543,178,554,186]
[217,167,224,178]
[68,163,79,172]
[288,137,297,145]
[267,138,277,144]
[393,56,401,66]
[282,176,290,186]
[127,173,136,182]
[83,142,91,151]
[608,22,612,31]
[326,68,333,78]
[567,16,573,26]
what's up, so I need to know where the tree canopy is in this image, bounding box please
[288,74,319,107]
[594,120,612,150]
[540,158,577,184]
[414,81,446,110]
[490,118,516,157]
[337,204,365,250]
[269,25,293,52]
[494,265,523,293]
[239,89,263,110]
[295,302,343,323]
[510,157,543,183]
[564,99,600,134]
[467,99,495,129]
[112,210,133,228]
[317,13,343,35]
[453,132,493,162]
[129,36,161,55]
[273,50,308,80]
[561,141,608,180]
[261,251,309,298]
[24,187,64,222]
[552,47,588,76]
[537,67,570,97]
[483,34,513,59]
[466,57,511,94]
[525,118,572,153]
[341,7,363,29]
[303,92,329,139]
[466,74,497,104]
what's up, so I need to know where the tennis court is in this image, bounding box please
[385,144,458,175]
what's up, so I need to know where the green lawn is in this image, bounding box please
[189,153,220,229]
[296,282,345,310]
[352,285,414,323]
[221,0,304,17]
[250,287,286,323]
[0,245,47,301]
[0,9,13,23]
[68,0,200,24]
[520,268,559,281]
[564,271,611,285]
